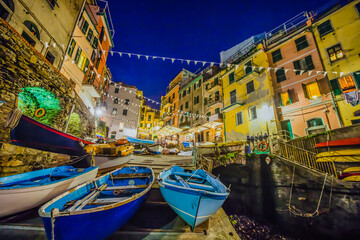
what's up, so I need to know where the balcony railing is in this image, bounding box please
[208,97,222,106]
[207,80,221,91]
[224,90,269,108]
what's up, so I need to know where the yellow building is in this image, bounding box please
[221,43,278,141]
[312,0,360,126]
[138,105,163,139]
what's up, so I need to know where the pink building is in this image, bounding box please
[265,13,341,138]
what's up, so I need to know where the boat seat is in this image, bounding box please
[187,182,216,192]
[174,175,190,188]
[105,185,148,191]
[111,172,152,180]
[89,197,130,205]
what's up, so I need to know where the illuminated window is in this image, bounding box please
[74,47,82,64]
[338,75,356,93]
[77,52,86,70]
[304,82,321,99]
[327,44,344,63]
[280,91,291,106]
[112,108,117,115]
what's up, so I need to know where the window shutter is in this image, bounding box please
[317,78,330,95]
[354,71,360,89]
[278,93,282,107]
[287,89,292,104]
[302,83,309,99]
[329,79,342,96]
[293,60,301,74]
[305,56,314,70]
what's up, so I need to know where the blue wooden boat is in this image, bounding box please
[0,166,98,217]
[39,166,154,240]
[10,115,94,156]
[126,136,155,145]
[158,166,230,230]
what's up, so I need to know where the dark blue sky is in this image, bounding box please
[106,0,330,107]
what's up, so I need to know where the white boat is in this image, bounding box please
[0,166,98,217]
[147,144,163,154]
[178,151,193,156]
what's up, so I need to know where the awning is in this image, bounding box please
[155,126,182,136]
[187,126,209,133]
[202,121,223,129]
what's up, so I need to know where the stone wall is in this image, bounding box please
[0,18,95,175]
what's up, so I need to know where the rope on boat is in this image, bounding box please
[4,108,22,129]
[50,208,59,240]
[288,166,331,218]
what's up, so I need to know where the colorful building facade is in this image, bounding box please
[312,0,360,126]
[222,42,278,141]
[265,14,341,138]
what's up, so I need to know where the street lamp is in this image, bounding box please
[95,108,103,117]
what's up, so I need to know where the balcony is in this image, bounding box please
[207,80,222,92]
[207,96,222,106]
[209,113,223,122]
[161,113,172,121]
[222,90,268,112]
[162,99,172,108]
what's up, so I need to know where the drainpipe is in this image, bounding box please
[59,0,87,72]
[310,25,343,127]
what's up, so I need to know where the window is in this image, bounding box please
[245,61,252,74]
[81,20,89,34]
[279,90,291,106]
[327,44,345,63]
[172,93,175,99]
[198,80,201,87]
[229,72,235,85]
[92,37,98,49]
[236,111,243,125]
[99,27,105,43]
[74,47,82,64]
[112,108,117,115]
[194,95,199,105]
[83,59,89,73]
[45,51,55,64]
[338,75,356,93]
[318,20,334,37]
[206,83,210,90]
[125,99,130,105]
[276,68,287,83]
[246,81,255,94]
[230,90,236,105]
[86,29,93,42]
[23,20,40,40]
[215,91,220,101]
[194,84,197,91]
[68,39,76,57]
[249,106,257,120]
[46,0,57,9]
[214,77,219,85]
[148,115,151,121]
[293,56,315,75]
[207,112,211,121]
[114,98,118,104]
[295,36,309,51]
[204,98,207,106]
[21,31,36,46]
[115,88,119,93]
[123,109,128,116]
[182,91,186,97]
[187,88,190,94]
[0,0,14,20]
[307,118,324,128]
[303,82,321,99]
[185,101,189,109]
[140,123,143,128]
[356,2,360,16]
[180,105,183,111]
[77,52,86,69]
[195,110,199,120]
[215,107,220,114]
[140,115,144,121]
[271,49,282,63]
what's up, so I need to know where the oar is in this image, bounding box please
[66,184,107,212]
[76,184,108,211]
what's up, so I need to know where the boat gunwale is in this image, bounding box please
[38,167,154,218]
[0,167,98,191]
[157,167,229,197]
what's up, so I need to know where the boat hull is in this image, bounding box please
[0,167,98,217]
[148,145,163,154]
[127,136,155,144]
[10,115,93,156]
[41,193,147,240]
[159,182,227,228]
[315,137,360,148]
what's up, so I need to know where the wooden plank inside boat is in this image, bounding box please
[110,172,152,179]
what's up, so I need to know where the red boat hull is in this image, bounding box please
[315,137,360,148]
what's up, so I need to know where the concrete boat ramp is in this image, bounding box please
[0,154,239,240]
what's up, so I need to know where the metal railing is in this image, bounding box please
[265,11,309,46]
[274,139,337,177]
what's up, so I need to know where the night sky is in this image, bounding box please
[106,0,331,108]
